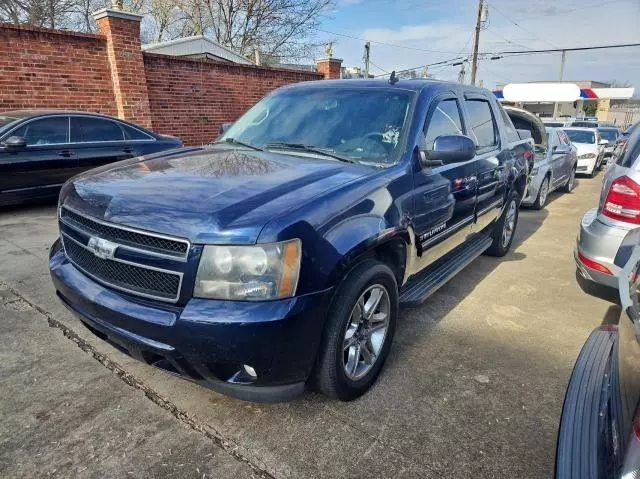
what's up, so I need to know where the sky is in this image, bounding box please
[314,0,640,90]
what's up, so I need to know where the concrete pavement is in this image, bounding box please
[0,173,615,478]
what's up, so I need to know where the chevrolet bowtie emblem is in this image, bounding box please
[87,237,118,260]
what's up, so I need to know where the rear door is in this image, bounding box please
[463,95,506,232]
[70,116,137,174]
[0,116,74,196]
[411,94,477,264]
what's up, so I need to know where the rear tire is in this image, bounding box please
[314,260,398,400]
[485,189,520,257]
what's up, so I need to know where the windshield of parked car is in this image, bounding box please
[598,129,618,142]
[544,122,564,127]
[565,129,595,144]
[220,87,415,165]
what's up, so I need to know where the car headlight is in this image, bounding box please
[578,153,596,159]
[194,239,301,300]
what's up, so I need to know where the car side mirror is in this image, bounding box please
[219,122,233,136]
[420,134,476,168]
[599,139,609,146]
[3,136,27,150]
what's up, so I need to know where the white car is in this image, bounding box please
[563,127,607,177]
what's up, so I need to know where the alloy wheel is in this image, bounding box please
[501,200,517,248]
[343,284,391,380]
[567,169,575,191]
[538,178,549,207]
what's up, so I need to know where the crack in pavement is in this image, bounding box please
[0,280,276,479]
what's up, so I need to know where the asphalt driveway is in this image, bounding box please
[0,174,615,478]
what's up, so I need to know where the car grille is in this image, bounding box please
[60,207,189,258]
[59,207,187,302]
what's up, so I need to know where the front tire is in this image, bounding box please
[532,176,549,210]
[314,260,398,400]
[563,166,576,193]
[485,189,520,257]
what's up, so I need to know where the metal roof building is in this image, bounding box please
[142,36,254,65]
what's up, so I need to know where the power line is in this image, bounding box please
[485,2,559,49]
[484,28,530,51]
[490,42,640,56]
[517,0,630,23]
[312,27,462,54]
[369,60,389,75]
[373,56,466,78]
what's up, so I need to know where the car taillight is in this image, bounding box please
[602,176,640,224]
[577,251,613,275]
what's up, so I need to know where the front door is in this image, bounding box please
[463,96,506,232]
[0,116,75,199]
[411,95,477,269]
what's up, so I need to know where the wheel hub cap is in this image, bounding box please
[501,200,517,248]
[343,284,390,380]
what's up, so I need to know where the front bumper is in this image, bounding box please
[575,208,628,290]
[49,239,333,402]
[577,156,597,175]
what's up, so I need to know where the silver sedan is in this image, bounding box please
[522,127,578,209]
[576,128,640,290]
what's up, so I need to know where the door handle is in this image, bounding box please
[123,146,134,154]
[58,150,74,158]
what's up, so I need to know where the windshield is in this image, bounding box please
[565,130,595,144]
[598,129,618,141]
[220,87,415,165]
[544,122,564,127]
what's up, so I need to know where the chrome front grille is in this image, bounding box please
[59,207,188,303]
[60,207,189,259]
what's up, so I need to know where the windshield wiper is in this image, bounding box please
[265,142,358,164]
[217,137,263,151]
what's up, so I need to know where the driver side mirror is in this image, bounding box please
[420,134,476,168]
[3,136,27,150]
[219,122,233,136]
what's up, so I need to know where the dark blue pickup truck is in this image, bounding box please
[49,79,530,402]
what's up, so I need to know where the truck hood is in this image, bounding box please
[61,145,370,244]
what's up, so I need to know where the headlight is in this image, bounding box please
[578,153,596,159]
[194,239,301,300]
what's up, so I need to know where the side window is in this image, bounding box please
[497,104,519,143]
[465,99,498,150]
[12,117,69,145]
[70,117,124,143]
[424,99,463,149]
[121,123,154,141]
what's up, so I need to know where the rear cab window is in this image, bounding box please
[465,98,498,152]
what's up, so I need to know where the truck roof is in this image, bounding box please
[280,78,491,95]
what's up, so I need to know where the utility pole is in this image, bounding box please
[363,41,371,78]
[470,0,483,85]
[553,50,566,117]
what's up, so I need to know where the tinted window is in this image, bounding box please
[465,99,497,150]
[497,104,519,143]
[12,117,69,145]
[424,99,463,148]
[544,122,564,127]
[598,128,618,142]
[618,132,640,168]
[558,130,571,145]
[71,117,124,142]
[122,123,154,141]
[565,129,595,144]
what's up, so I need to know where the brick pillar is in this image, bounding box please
[93,8,152,128]
[316,58,343,80]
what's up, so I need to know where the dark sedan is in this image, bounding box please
[0,110,182,206]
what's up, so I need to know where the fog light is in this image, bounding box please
[243,364,257,379]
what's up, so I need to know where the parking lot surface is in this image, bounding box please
[0,175,616,478]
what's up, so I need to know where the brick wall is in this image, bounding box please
[0,23,117,115]
[0,17,329,146]
[144,54,323,145]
